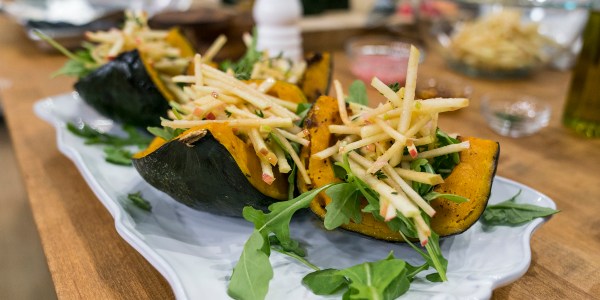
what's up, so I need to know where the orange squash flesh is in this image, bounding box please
[140,28,196,103]
[299,96,500,241]
[300,52,333,102]
[246,79,308,104]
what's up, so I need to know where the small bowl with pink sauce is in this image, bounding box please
[346,35,424,85]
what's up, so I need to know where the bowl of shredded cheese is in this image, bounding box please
[419,0,588,78]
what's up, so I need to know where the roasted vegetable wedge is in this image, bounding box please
[299,95,499,241]
[75,24,195,127]
[44,11,195,127]
[133,69,310,216]
[133,124,288,216]
[219,31,332,102]
[75,49,174,127]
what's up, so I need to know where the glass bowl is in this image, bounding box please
[418,0,591,78]
[346,35,424,85]
[480,93,551,137]
[416,76,473,99]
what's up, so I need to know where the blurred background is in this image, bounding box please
[0,0,594,298]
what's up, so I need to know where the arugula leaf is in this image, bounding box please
[228,184,339,300]
[51,49,97,78]
[295,103,312,126]
[220,28,262,80]
[287,164,297,200]
[339,256,409,300]
[425,273,444,282]
[104,146,133,166]
[431,129,461,177]
[267,132,299,200]
[387,82,401,93]
[482,190,559,226]
[387,210,418,239]
[67,122,152,147]
[374,170,388,180]
[404,262,429,280]
[303,253,411,300]
[333,163,348,180]
[268,235,304,257]
[296,103,313,117]
[324,183,362,230]
[67,122,152,166]
[346,80,368,105]
[228,231,273,300]
[335,153,448,281]
[147,126,185,141]
[33,29,98,78]
[335,154,378,201]
[247,183,337,250]
[127,192,152,211]
[410,158,435,196]
[424,191,469,203]
[422,231,448,282]
[302,269,349,295]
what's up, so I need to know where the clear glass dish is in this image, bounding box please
[481,93,551,137]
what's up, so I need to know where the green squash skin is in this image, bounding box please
[132,132,278,217]
[74,50,170,127]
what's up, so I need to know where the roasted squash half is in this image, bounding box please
[75,28,195,127]
[298,96,500,241]
[133,124,288,216]
[133,81,306,216]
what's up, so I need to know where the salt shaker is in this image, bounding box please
[252,0,303,62]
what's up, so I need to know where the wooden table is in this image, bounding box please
[1,15,599,300]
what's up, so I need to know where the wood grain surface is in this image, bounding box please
[1,15,599,300]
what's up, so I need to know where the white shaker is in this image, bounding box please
[252,0,303,62]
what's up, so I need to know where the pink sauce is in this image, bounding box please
[350,54,409,85]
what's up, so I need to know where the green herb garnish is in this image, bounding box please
[387,82,401,93]
[147,126,185,141]
[127,191,152,211]
[67,122,151,147]
[104,146,133,165]
[303,252,412,299]
[346,80,368,105]
[482,190,559,226]
[295,103,312,126]
[220,28,262,80]
[323,183,362,230]
[494,111,525,123]
[228,184,338,300]
[424,191,469,203]
[67,122,151,166]
[33,30,98,78]
[255,109,265,118]
[374,170,388,180]
[333,153,449,281]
